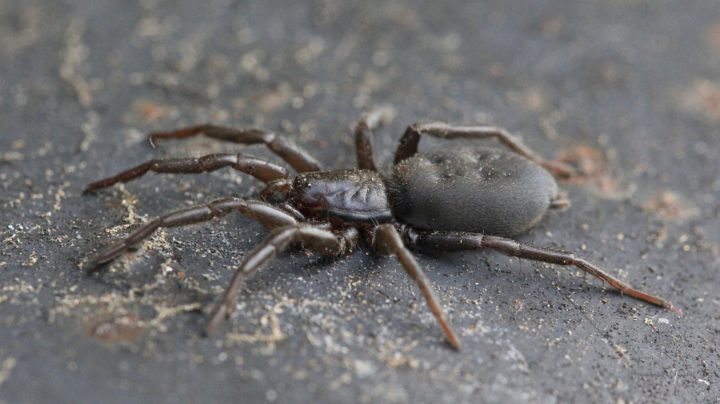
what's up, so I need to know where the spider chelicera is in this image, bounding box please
[85,108,681,349]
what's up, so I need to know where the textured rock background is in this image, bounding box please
[1,0,718,402]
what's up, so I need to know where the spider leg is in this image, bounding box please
[372,224,460,350]
[404,228,682,315]
[84,154,288,193]
[354,107,395,171]
[550,192,571,210]
[88,198,298,268]
[393,122,575,178]
[148,125,323,172]
[206,225,359,335]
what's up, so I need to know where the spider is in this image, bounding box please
[84,108,681,349]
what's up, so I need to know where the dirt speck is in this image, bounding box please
[22,251,38,267]
[512,299,524,312]
[133,99,174,123]
[254,83,292,113]
[86,313,144,343]
[384,351,420,369]
[507,87,547,112]
[60,19,94,107]
[642,191,699,221]
[557,145,626,198]
[647,226,669,246]
[0,357,16,386]
[678,80,720,122]
[540,17,564,39]
[706,22,720,52]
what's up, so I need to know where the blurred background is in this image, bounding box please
[1,0,718,402]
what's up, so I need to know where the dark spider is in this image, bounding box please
[84,108,681,350]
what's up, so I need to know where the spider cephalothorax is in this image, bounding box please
[85,108,680,349]
[290,170,392,224]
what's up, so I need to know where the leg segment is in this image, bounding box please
[550,192,571,210]
[354,107,395,171]
[394,122,575,178]
[148,125,323,172]
[89,198,298,267]
[404,229,682,314]
[85,154,288,193]
[373,224,460,350]
[206,225,359,334]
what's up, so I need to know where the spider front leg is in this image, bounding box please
[88,198,298,268]
[354,107,395,171]
[148,125,323,172]
[84,154,288,193]
[206,225,359,334]
[371,224,460,350]
[404,228,682,315]
[394,122,575,178]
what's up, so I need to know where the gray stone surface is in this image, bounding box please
[1,0,719,402]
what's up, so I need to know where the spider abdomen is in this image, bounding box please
[386,146,559,236]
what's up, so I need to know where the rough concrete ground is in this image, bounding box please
[1,0,719,403]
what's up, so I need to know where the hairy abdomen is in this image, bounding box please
[385,146,559,236]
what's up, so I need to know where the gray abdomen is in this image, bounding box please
[385,146,558,236]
